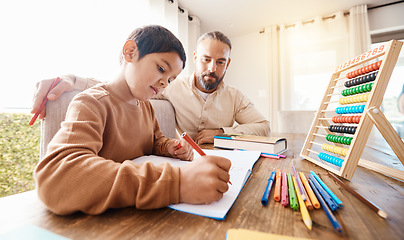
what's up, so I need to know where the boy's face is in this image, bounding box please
[193,39,231,93]
[125,44,183,101]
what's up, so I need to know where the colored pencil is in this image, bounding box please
[292,176,312,230]
[181,132,205,156]
[328,172,388,219]
[182,132,232,185]
[274,169,282,201]
[281,171,289,206]
[29,77,61,125]
[261,171,276,206]
[309,174,338,211]
[287,173,299,210]
[292,166,307,201]
[299,172,320,209]
[260,153,280,159]
[309,179,343,233]
[310,171,343,208]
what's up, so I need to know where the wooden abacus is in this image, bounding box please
[300,39,404,181]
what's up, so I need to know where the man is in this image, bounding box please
[31,31,270,144]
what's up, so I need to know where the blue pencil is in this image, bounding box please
[310,171,343,208]
[261,171,276,206]
[309,174,338,211]
[309,179,343,233]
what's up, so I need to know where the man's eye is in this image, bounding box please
[202,58,210,62]
[158,66,165,73]
[217,60,226,65]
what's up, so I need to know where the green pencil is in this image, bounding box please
[287,173,299,210]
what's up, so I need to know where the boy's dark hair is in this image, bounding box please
[121,25,186,69]
[197,31,232,50]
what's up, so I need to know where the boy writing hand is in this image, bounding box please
[34,25,231,215]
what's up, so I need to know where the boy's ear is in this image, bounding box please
[123,40,138,63]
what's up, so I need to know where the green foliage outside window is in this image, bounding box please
[0,113,40,198]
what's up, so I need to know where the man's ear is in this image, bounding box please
[226,57,231,69]
[122,40,138,63]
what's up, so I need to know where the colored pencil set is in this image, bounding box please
[261,168,344,232]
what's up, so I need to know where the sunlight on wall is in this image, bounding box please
[0,0,151,111]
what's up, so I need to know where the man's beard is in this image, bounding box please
[196,71,225,91]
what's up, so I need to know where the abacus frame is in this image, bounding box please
[300,39,404,181]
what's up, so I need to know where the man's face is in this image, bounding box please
[193,39,231,92]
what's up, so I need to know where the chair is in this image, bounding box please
[40,90,177,159]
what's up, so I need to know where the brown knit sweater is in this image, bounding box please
[34,84,180,215]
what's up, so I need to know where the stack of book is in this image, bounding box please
[214,133,287,155]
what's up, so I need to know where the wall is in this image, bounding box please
[225,32,270,119]
[225,3,403,125]
[368,1,404,42]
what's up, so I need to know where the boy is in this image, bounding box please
[35,25,231,215]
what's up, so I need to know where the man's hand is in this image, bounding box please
[30,75,75,119]
[194,129,224,144]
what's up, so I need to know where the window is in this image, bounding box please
[0,0,150,112]
[373,40,404,139]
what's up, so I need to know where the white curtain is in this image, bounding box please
[147,0,200,75]
[267,5,370,132]
[349,5,372,57]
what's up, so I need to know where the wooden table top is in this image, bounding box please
[1,133,403,240]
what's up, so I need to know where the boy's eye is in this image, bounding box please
[158,65,165,73]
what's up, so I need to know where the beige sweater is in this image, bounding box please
[34,84,180,215]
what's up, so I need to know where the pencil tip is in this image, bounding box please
[378,210,388,219]
[304,219,312,230]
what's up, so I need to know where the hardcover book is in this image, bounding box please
[214,133,287,154]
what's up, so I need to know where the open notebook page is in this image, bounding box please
[132,149,261,220]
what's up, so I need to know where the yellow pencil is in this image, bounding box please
[292,176,312,230]
[299,172,320,209]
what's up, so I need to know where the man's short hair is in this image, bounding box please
[197,31,232,50]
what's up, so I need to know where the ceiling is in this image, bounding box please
[177,0,398,37]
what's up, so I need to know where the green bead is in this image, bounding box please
[348,138,352,145]
[359,85,364,93]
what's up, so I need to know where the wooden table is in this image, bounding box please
[1,133,403,240]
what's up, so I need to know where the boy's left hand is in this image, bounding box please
[168,139,194,161]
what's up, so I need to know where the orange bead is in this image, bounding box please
[364,65,370,73]
[372,63,378,71]
[377,60,382,68]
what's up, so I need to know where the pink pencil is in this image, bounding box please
[281,171,289,206]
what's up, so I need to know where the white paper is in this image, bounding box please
[132,149,261,220]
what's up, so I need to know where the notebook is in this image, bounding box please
[133,149,261,220]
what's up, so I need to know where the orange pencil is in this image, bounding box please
[299,172,320,209]
[274,169,282,201]
[181,132,205,156]
[29,77,61,125]
[181,132,232,185]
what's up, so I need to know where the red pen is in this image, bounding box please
[29,77,61,125]
[181,132,232,185]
